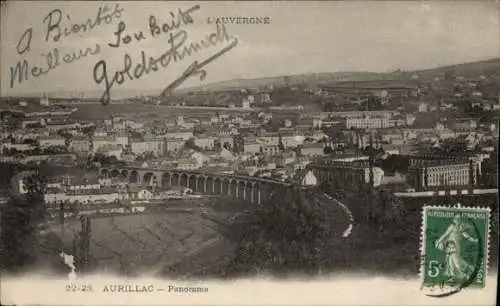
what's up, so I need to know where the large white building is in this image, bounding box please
[308,161,385,188]
[194,136,216,150]
[165,137,185,152]
[39,136,66,148]
[345,116,390,129]
[164,129,194,140]
[131,137,166,156]
[408,161,477,190]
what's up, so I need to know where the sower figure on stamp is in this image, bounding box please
[434,215,478,283]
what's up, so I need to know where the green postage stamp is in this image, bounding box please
[420,205,491,296]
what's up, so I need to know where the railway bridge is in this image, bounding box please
[99,166,292,205]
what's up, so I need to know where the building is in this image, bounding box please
[330,110,398,119]
[42,175,122,205]
[96,144,123,159]
[407,160,477,191]
[418,102,428,113]
[1,142,34,153]
[454,120,477,131]
[10,171,36,195]
[39,136,66,148]
[408,154,470,167]
[194,136,215,150]
[300,143,325,157]
[232,134,245,154]
[165,137,185,152]
[405,114,416,126]
[69,137,91,152]
[92,135,118,152]
[114,131,129,147]
[314,154,369,165]
[242,99,251,109]
[244,138,261,154]
[302,170,318,186]
[176,159,200,170]
[44,187,120,205]
[308,160,385,188]
[260,144,280,156]
[165,129,193,140]
[345,116,390,129]
[131,137,165,156]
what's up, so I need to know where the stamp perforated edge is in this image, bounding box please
[419,205,492,292]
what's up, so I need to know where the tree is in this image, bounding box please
[323,146,333,154]
[193,126,206,136]
[284,76,291,87]
[82,126,95,137]
[213,139,222,151]
[0,171,47,273]
[362,145,378,157]
[444,69,455,81]
[223,142,232,151]
[225,185,341,277]
[23,171,47,222]
[184,138,202,151]
[359,96,382,111]
[22,138,37,146]
[107,155,119,165]
[184,138,196,148]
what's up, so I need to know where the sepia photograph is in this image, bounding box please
[0,1,498,305]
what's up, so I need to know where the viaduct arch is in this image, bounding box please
[99,166,291,205]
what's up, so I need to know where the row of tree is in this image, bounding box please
[2,145,69,157]
[88,153,125,167]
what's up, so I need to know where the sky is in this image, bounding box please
[1,1,500,97]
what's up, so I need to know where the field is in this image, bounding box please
[69,103,256,121]
[86,211,219,275]
[79,198,242,277]
[37,194,498,278]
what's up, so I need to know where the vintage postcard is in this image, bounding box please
[0,0,498,305]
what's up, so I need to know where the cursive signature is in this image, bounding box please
[93,23,238,105]
[159,37,237,97]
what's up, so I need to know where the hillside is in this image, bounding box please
[416,58,500,77]
[179,57,500,92]
[6,57,500,99]
[179,71,388,92]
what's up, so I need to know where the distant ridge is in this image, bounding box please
[4,57,500,99]
[177,71,387,92]
[179,57,500,92]
[415,57,500,74]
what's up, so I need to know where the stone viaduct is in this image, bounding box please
[99,166,292,205]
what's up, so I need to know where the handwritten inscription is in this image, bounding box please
[10,45,101,89]
[7,3,238,104]
[93,5,239,105]
[149,5,200,36]
[108,21,147,48]
[9,4,124,89]
[43,4,124,43]
[160,34,238,97]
